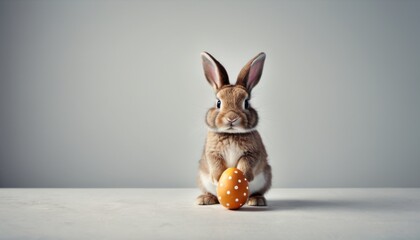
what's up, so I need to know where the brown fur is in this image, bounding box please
[196,52,271,206]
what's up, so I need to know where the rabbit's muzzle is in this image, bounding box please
[224,112,241,126]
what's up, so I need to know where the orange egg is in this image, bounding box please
[217,168,249,210]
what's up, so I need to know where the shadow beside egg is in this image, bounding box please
[226,205,271,212]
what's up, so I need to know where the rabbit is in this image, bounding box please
[196,52,272,206]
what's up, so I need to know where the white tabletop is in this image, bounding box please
[1,188,419,239]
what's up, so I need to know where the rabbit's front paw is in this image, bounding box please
[237,161,254,182]
[237,169,254,182]
[244,171,254,182]
[211,170,223,184]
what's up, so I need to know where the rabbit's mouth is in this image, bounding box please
[209,126,256,134]
[223,126,254,134]
[225,126,242,132]
[226,123,238,130]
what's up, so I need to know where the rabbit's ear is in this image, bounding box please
[201,52,230,91]
[236,52,266,92]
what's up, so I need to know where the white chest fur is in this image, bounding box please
[221,143,243,168]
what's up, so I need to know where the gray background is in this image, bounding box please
[1,0,419,188]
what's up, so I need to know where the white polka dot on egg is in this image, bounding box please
[234,170,238,174]
[235,198,239,202]
[244,192,247,196]
[228,176,232,180]
[227,190,230,195]
[234,186,238,190]
[238,179,241,183]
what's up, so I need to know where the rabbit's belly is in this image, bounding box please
[222,143,243,168]
[200,172,217,196]
[249,172,267,195]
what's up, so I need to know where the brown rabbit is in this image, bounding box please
[196,52,272,206]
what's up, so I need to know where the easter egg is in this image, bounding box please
[217,168,249,210]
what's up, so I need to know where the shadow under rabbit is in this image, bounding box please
[259,198,420,212]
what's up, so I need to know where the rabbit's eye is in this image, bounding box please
[216,99,221,108]
[244,99,250,109]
